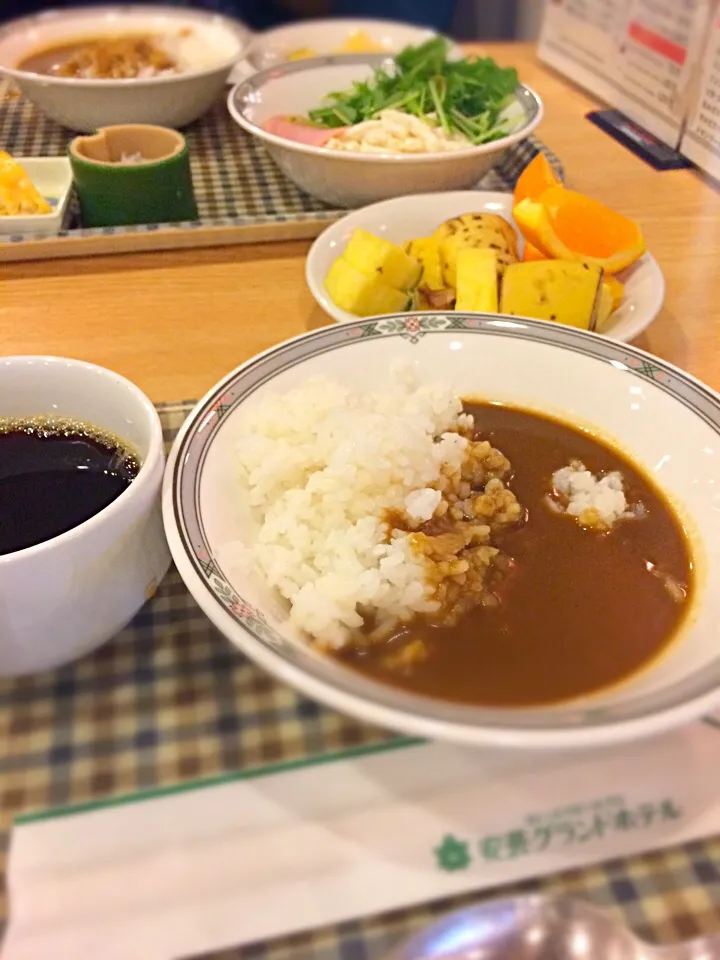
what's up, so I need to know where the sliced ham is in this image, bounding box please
[262,116,347,147]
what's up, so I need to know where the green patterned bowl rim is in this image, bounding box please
[163,313,720,749]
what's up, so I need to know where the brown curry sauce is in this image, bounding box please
[18,35,178,79]
[337,403,693,707]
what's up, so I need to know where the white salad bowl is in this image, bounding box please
[227,56,543,207]
[0,5,251,132]
[306,191,665,342]
[164,316,720,751]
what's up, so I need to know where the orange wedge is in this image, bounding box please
[513,152,561,205]
[522,242,546,262]
[513,185,646,275]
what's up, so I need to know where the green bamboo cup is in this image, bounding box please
[69,124,199,228]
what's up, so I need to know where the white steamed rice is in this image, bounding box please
[551,460,640,528]
[235,368,472,648]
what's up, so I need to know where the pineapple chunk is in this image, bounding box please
[455,248,498,312]
[596,282,614,331]
[404,237,445,290]
[500,261,603,330]
[0,151,51,216]
[604,274,624,310]
[433,213,518,287]
[286,46,317,60]
[325,257,410,316]
[340,29,385,52]
[343,228,422,290]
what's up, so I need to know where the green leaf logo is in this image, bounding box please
[434,834,472,872]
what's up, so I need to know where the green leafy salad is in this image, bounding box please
[307,38,520,145]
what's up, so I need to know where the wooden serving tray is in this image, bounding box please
[0,80,562,263]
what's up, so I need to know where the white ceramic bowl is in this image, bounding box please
[164,316,720,751]
[306,191,665,342]
[1,356,170,675]
[227,56,543,207]
[249,18,460,70]
[0,5,252,132]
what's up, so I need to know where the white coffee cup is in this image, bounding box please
[0,356,171,675]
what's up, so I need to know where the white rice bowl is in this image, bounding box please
[0,6,251,131]
[163,315,720,750]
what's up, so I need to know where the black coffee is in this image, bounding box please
[0,417,141,556]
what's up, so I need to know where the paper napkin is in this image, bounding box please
[4,719,720,960]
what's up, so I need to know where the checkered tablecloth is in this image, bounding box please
[1,400,719,959]
[0,80,562,249]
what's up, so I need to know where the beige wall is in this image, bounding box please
[516,0,544,39]
[452,0,545,40]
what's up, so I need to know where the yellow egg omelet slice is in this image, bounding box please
[0,151,51,216]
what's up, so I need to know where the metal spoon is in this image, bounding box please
[389,895,718,960]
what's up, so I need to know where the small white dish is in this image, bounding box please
[227,57,542,207]
[0,157,73,237]
[164,316,720,750]
[252,18,458,71]
[306,190,664,342]
[227,18,461,85]
[0,6,251,132]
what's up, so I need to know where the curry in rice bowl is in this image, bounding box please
[229,368,692,708]
[18,34,180,79]
[15,26,223,80]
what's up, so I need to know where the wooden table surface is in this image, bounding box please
[2,41,720,403]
